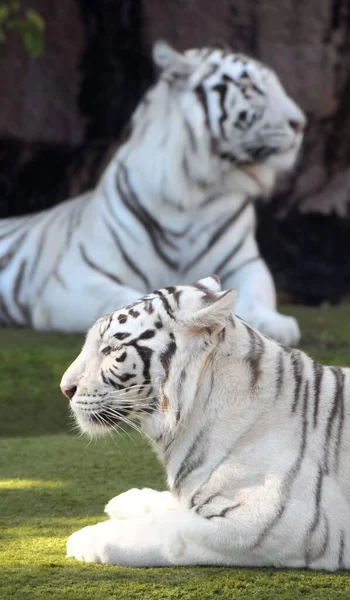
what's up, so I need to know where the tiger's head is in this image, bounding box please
[61,276,237,439]
[130,41,306,201]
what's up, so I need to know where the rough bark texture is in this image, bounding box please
[0,0,349,303]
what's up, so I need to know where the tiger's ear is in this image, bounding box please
[152,40,193,79]
[185,289,237,330]
[196,274,222,294]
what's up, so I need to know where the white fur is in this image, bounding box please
[0,42,305,344]
[63,277,350,570]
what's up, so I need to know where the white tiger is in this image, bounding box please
[62,275,350,571]
[0,41,305,344]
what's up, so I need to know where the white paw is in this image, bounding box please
[105,488,177,520]
[254,312,300,346]
[67,524,109,563]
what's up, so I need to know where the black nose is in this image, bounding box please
[61,385,77,400]
[289,119,306,134]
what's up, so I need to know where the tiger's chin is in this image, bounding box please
[266,140,303,176]
[73,409,120,438]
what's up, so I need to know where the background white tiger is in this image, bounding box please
[0,41,305,344]
[62,275,350,571]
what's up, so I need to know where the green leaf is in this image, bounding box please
[23,29,44,57]
[25,8,45,31]
[0,5,9,23]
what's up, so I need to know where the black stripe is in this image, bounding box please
[79,243,122,285]
[138,329,156,340]
[173,429,207,492]
[184,119,197,153]
[307,512,330,565]
[204,368,215,408]
[144,301,154,315]
[115,372,135,383]
[305,464,324,565]
[334,368,345,473]
[104,220,151,290]
[0,231,27,271]
[126,341,153,381]
[245,325,265,388]
[114,332,131,341]
[0,292,18,325]
[13,259,31,325]
[324,367,345,473]
[173,289,182,306]
[192,492,219,512]
[206,503,241,520]
[214,227,252,276]
[192,282,215,297]
[53,271,67,289]
[28,226,48,280]
[160,333,177,380]
[107,376,125,391]
[0,221,27,242]
[99,313,113,338]
[194,64,219,132]
[254,374,309,547]
[338,531,345,569]
[221,256,261,286]
[176,366,187,409]
[275,351,284,399]
[101,370,110,386]
[213,83,229,140]
[183,199,251,274]
[195,85,210,129]
[290,350,304,413]
[153,290,176,320]
[116,164,179,270]
[313,361,324,428]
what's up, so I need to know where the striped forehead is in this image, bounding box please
[97,294,174,339]
[97,284,209,339]
[187,48,268,89]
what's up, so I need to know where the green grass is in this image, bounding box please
[1,304,350,599]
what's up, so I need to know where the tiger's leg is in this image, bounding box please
[105,488,180,520]
[67,480,291,567]
[226,258,300,346]
[67,484,344,568]
[67,489,308,568]
[67,510,260,567]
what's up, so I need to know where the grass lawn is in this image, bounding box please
[1,304,350,599]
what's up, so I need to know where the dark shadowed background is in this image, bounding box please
[0,0,349,304]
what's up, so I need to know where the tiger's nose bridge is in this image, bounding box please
[285,99,307,129]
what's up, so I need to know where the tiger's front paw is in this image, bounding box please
[67,523,110,564]
[252,311,300,346]
[105,488,178,520]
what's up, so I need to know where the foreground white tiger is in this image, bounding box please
[0,42,305,344]
[62,276,350,571]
